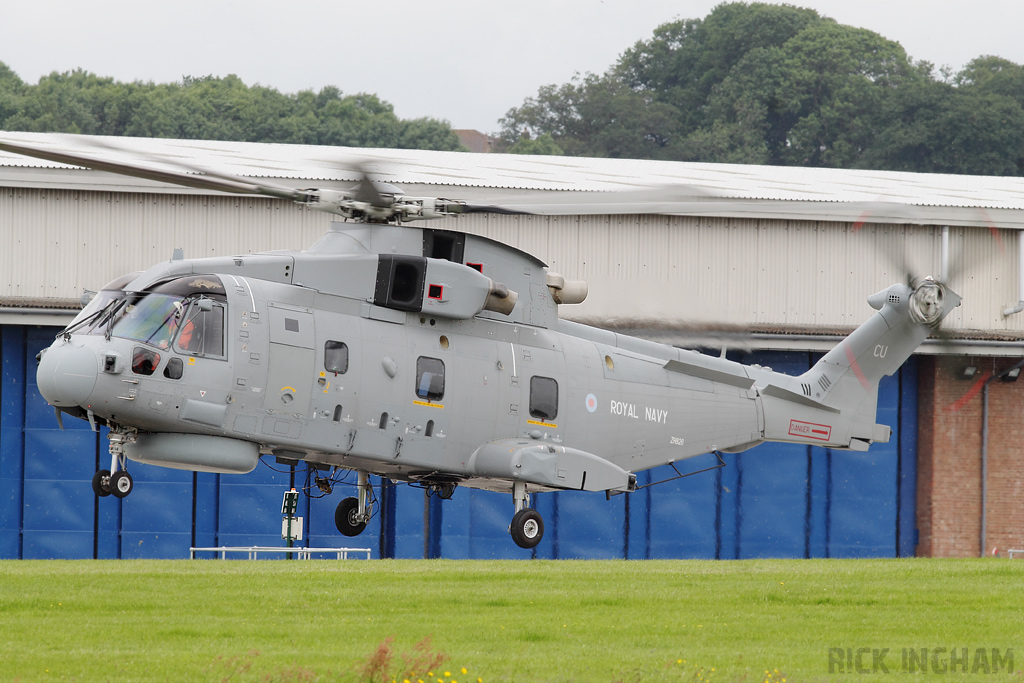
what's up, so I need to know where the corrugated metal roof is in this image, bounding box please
[4,130,1024,213]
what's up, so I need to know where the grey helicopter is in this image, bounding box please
[0,135,960,549]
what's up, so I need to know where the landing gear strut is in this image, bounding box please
[94,428,135,499]
[335,471,373,537]
[509,481,544,549]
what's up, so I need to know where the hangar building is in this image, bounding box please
[1,132,1022,559]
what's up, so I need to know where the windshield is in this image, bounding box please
[64,272,141,336]
[66,289,127,335]
[109,293,184,349]
[96,274,227,355]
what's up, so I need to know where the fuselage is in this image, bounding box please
[37,269,766,493]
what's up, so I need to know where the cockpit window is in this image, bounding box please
[108,294,225,358]
[69,289,126,335]
[173,300,225,358]
[109,293,182,348]
[101,275,227,358]
[66,272,141,336]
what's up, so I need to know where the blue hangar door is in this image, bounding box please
[1,327,918,559]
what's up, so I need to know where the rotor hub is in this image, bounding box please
[909,279,945,327]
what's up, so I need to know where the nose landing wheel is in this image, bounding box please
[110,470,134,498]
[93,467,134,498]
[92,470,112,497]
[94,430,136,499]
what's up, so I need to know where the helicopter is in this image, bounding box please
[0,135,961,549]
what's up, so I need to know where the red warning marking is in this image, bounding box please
[788,419,832,441]
[978,208,1007,254]
[843,341,872,391]
[947,371,992,413]
[852,211,871,232]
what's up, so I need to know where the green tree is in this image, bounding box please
[615,2,822,134]
[498,2,1024,175]
[0,64,464,152]
[956,56,1024,110]
[508,133,564,156]
[698,20,918,167]
[0,61,26,125]
[500,73,681,158]
[860,77,1024,175]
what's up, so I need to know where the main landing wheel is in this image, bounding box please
[510,508,544,549]
[335,496,367,537]
[110,470,134,498]
[92,470,112,497]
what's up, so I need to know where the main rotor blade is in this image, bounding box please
[0,136,308,201]
[463,188,938,223]
[454,203,532,216]
[85,136,316,202]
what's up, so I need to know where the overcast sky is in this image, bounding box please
[2,0,1022,133]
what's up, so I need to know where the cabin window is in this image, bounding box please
[131,347,161,376]
[324,341,349,374]
[529,376,558,421]
[416,356,445,402]
[163,357,183,380]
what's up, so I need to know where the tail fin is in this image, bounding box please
[757,280,959,450]
[808,280,960,411]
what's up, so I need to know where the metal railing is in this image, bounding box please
[190,545,372,560]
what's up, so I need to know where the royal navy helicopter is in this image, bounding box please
[1,135,960,549]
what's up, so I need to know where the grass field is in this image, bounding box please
[1,559,1022,682]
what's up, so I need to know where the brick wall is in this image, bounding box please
[917,356,1024,557]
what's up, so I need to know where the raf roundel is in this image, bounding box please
[585,393,598,413]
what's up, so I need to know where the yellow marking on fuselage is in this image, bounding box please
[413,400,445,409]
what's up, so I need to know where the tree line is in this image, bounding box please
[2,3,1023,176]
[499,2,1024,176]
[0,64,464,151]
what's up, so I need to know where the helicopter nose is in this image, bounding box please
[36,342,98,407]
